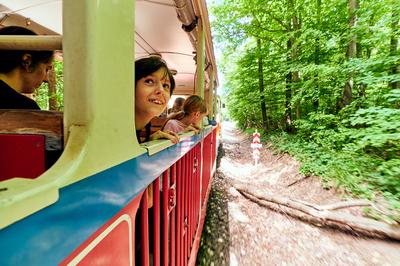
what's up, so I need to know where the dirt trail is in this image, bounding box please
[197,122,400,266]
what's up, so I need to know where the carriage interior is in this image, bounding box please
[0,0,218,182]
[0,3,220,264]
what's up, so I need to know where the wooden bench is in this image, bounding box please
[137,116,167,143]
[150,116,167,134]
[0,110,63,181]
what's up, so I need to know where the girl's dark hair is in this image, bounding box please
[135,56,175,95]
[0,26,54,73]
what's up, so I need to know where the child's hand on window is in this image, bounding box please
[184,124,200,134]
[150,130,180,144]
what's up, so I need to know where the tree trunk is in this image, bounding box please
[285,47,293,132]
[48,66,58,111]
[313,0,321,111]
[290,0,301,119]
[356,34,366,100]
[285,0,296,132]
[339,0,358,109]
[358,14,376,100]
[390,0,399,90]
[257,38,269,132]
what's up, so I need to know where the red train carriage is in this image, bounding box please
[0,0,219,265]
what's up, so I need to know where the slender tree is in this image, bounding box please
[312,0,322,111]
[257,38,269,131]
[340,0,358,109]
[389,0,399,90]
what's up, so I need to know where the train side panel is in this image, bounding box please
[0,128,217,265]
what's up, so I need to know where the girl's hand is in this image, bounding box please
[150,130,180,144]
[184,124,200,134]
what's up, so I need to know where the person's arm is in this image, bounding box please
[150,130,179,143]
[183,124,200,134]
[163,120,184,133]
[165,120,200,134]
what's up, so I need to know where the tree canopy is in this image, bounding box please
[210,0,400,216]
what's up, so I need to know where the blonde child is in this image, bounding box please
[163,95,207,134]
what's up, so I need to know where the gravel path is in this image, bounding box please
[197,122,400,266]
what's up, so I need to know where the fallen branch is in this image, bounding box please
[322,200,372,211]
[291,198,372,211]
[275,153,285,161]
[234,184,400,241]
[287,175,310,187]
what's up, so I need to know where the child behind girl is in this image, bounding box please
[167,97,185,117]
[163,95,207,134]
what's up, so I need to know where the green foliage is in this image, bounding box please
[343,107,400,158]
[294,113,346,149]
[36,61,64,110]
[210,0,400,210]
[371,159,400,196]
[269,103,400,208]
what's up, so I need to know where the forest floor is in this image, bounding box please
[196,121,400,266]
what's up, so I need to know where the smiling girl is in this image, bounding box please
[135,56,179,143]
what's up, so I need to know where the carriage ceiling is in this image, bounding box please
[0,0,201,95]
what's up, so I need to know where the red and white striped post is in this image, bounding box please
[251,130,262,166]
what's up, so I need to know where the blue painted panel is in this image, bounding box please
[0,130,211,265]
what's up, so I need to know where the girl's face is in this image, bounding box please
[135,67,171,127]
[190,111,207,126]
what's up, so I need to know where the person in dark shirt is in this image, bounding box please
[134,56,179,143]
[0,26,54,109]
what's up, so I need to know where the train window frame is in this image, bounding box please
[0,1,221,264]
[0,0,219,230]
[0,0,143,229]
[140,129,211,156]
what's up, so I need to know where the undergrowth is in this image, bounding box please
[266,131,400,222]
[243,105,400,222]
